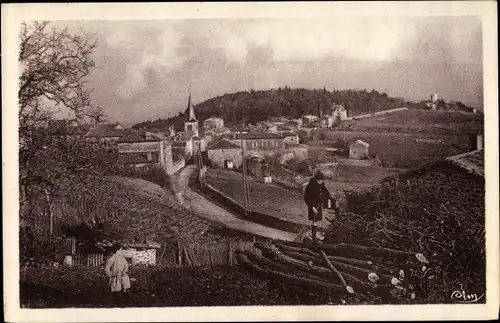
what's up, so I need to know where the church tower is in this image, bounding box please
[184,92,199,141]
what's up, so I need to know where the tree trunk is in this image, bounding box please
[44,187,54,235]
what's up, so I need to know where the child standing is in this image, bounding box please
[104,243,131,303]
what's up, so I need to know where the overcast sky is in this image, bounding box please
[54,17,482,124]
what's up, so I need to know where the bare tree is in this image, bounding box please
[18,21,105,235]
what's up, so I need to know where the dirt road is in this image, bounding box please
[171,166,298,241]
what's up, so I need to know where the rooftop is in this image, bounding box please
[207,139,242,151]
[118,153,159,164]
[227,132,293,140]
[445,149,484,177]
[349,139,370,147]
[117,133,162,143]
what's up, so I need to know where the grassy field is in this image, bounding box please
[310,131,469,168]
[349,109,483,134]
[21,265,323,308]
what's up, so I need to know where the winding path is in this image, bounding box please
[171,166,298,241]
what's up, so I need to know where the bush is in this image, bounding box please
[21,234,67,266]
[117,165,171,188]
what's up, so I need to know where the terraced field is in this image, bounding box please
[204,168,330,229]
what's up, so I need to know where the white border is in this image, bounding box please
[2,2,498,322]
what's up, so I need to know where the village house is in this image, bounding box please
[349,139,370,159]
[320,115,335,128]
[284,120,300,131]
[302,115,319,126]
[331,104,348,123]
[84,124,129,144]
[203,116,224,130]
[117,132,185,175]
[256,121,278,133]
[207,138,243,168]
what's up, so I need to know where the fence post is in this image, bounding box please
[228,240,233,265]
[176,240,181,266]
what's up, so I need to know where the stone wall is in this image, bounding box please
[208,149,243,168]
[130,248,157,266]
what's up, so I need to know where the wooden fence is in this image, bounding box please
[73,252,105,267]
[66,239,262,268]
[157,239,262,268]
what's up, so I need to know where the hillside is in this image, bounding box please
[54,175,237,245]
[133,88,409,131]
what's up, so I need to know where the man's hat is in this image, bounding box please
[314,170,325,180]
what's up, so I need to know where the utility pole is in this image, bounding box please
[240,133,248,216]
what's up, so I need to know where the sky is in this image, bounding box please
[54,17,483,125]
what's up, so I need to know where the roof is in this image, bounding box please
[172,149,186,163]
[204,117,223,122]
[277,125,293,131]
[349,139,370,147]
[171,141,187,148]
[117,133,161,143]
[118,153,159,164]
[207,139,242,150]
[445,149,484,177]
[85,127,129,138]
[303,115,318,119]
[285,143,308,149]
[227,132,293,140]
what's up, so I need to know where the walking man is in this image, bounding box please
[304,170,336,241]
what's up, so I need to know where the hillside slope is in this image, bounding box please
[55,175,227,244]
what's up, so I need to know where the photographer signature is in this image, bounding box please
[450,290,484,303]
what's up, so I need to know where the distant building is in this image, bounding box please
[284,121,300,131]
[320,115,334,128]
[468,133,484,152]
[207,139,243,168]
[117,133,185,175]
[331,104,348,123]
[257,121,278,133]
[302,115,319,126]
[349,140,370,159]
[204,117,224,130]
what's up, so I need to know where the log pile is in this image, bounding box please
[236,240,431,304]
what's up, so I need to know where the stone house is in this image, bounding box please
[259,121,278,133]
[349,140,370,159]
[203,117,224,130]
[331,104,348,123]
[207,139,243,168]
[302,115,319,126]
[320,115,335,128]
[117,133,185,175]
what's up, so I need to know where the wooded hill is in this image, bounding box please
[133,88,409,131]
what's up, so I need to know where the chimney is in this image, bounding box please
[468,133,483,151]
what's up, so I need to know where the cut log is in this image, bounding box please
[320,250,347,287]
[254,243,343,284]
[243,250,329,282]
[237,253,347,294]
[275,245,397,276]
[275,240,420,266]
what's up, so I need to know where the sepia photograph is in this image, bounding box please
[2,1,498,322]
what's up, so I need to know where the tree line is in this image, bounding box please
[133,87,409,131]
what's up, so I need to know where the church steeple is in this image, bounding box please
[184,91,199,141]
[187,91,196,122]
